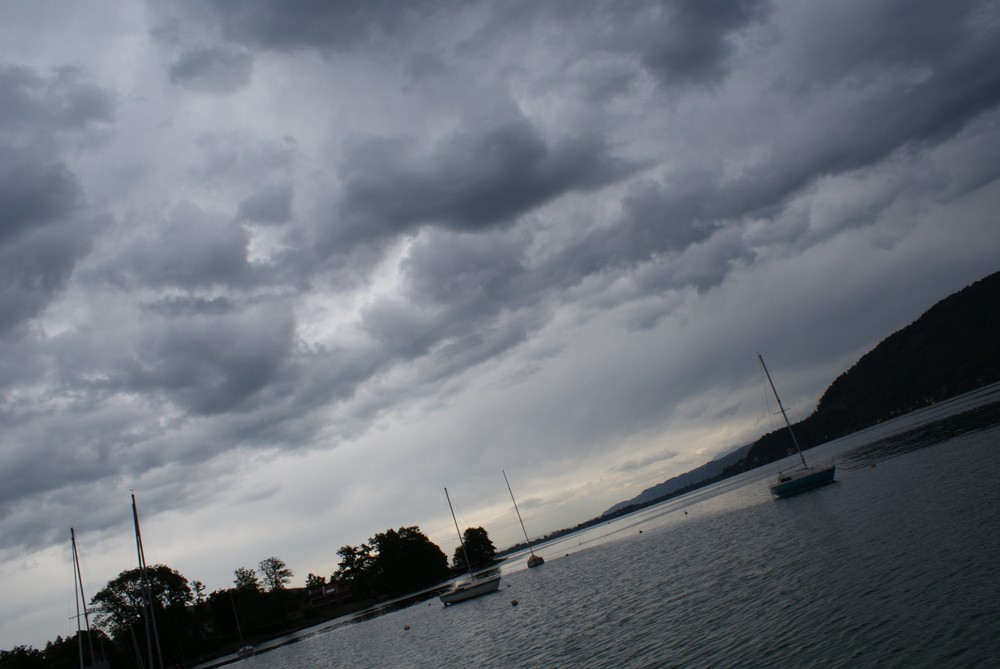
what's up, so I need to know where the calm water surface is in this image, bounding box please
[241,393,1000,668]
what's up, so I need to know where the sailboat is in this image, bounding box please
[503,470,544,568]
[439,488,502,605]
[70,528,110,669]
[758,354,836,498]
[230,592,254,659]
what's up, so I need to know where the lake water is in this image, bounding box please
[234,387,1000,668]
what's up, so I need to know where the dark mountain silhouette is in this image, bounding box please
[604,443,753,515]
[604,270,1000,516]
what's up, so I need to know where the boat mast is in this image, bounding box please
[758,353,807,468]
[72,528,84,669]
[503,470,537,558]
[444,488,474,576]
[132,493,164,669]
[71,528,99,669]
[229,591,246,646]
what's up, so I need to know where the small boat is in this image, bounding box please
[758,354,836,498]
[503,470,544,568]
[439,488,502,605]
[231,592,254,659]
[439,571,502,604]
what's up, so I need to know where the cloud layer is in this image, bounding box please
[1,0,999,649]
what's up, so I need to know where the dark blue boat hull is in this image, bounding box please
[770,464,836,498]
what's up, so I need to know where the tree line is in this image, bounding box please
[1,526,496,669]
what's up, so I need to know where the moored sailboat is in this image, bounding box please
[758,354,836,498]
[439,488,501,605]
[503,470,544,568]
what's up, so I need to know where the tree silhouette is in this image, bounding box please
[369,526,450,595]
[258,557,293,591]
[90,564,194,666]
[336,526,448,599]
[191,579,206,604]
[335,543,376,596]
[452,527,496,569]
[233,566,261,591]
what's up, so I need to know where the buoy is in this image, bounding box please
[511,599,519,606]
[404,625,411,630]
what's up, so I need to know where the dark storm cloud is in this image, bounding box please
[777,0,989,90]
[361,232,529,350]
[0,150,81,244]
[195,132,297,186]
[168,46,254,93]
[110,204,257,290]
[0,63,114,138]
[715,39,1000,224]
[0,63,112,336]
[144,296,240,318]
[237,182,294,225]
[546,0,1000,290]
[329,116,635,247]
[116,309,296,416]
[608,176,719,261]
[0,213,97,337]
[635,0,768,89]
[200,0,437,51]
[402,229,528,308]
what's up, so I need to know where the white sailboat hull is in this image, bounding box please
[439,574,501,605]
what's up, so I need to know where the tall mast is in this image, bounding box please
[758,353,807,467]
[132,493,164,669]
[503,470,536,557]
[444,488,474,576]
[72,528,84,669]
[71,528,99,669]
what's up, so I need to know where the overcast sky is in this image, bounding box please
[2,0,999,650]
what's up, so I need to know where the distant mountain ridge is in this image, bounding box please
[604,444,752,515]
[603,270,1000,517]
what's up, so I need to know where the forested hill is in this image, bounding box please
[603,270,1000,516]
[740,269,1000,468]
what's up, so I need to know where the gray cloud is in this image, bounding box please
[0,150,81,244]
[108,204,257,290]
[328,115,635,249]
[237,182,294,225]
[776,0,988,91]
[3,1,1000,647]
[200,0,437,52]
[0,63,114,139]
[0,64,112,337]
[169,46,254,93]
[195,132,298,186]
[636,0,769,89]
[116,308,296,416]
